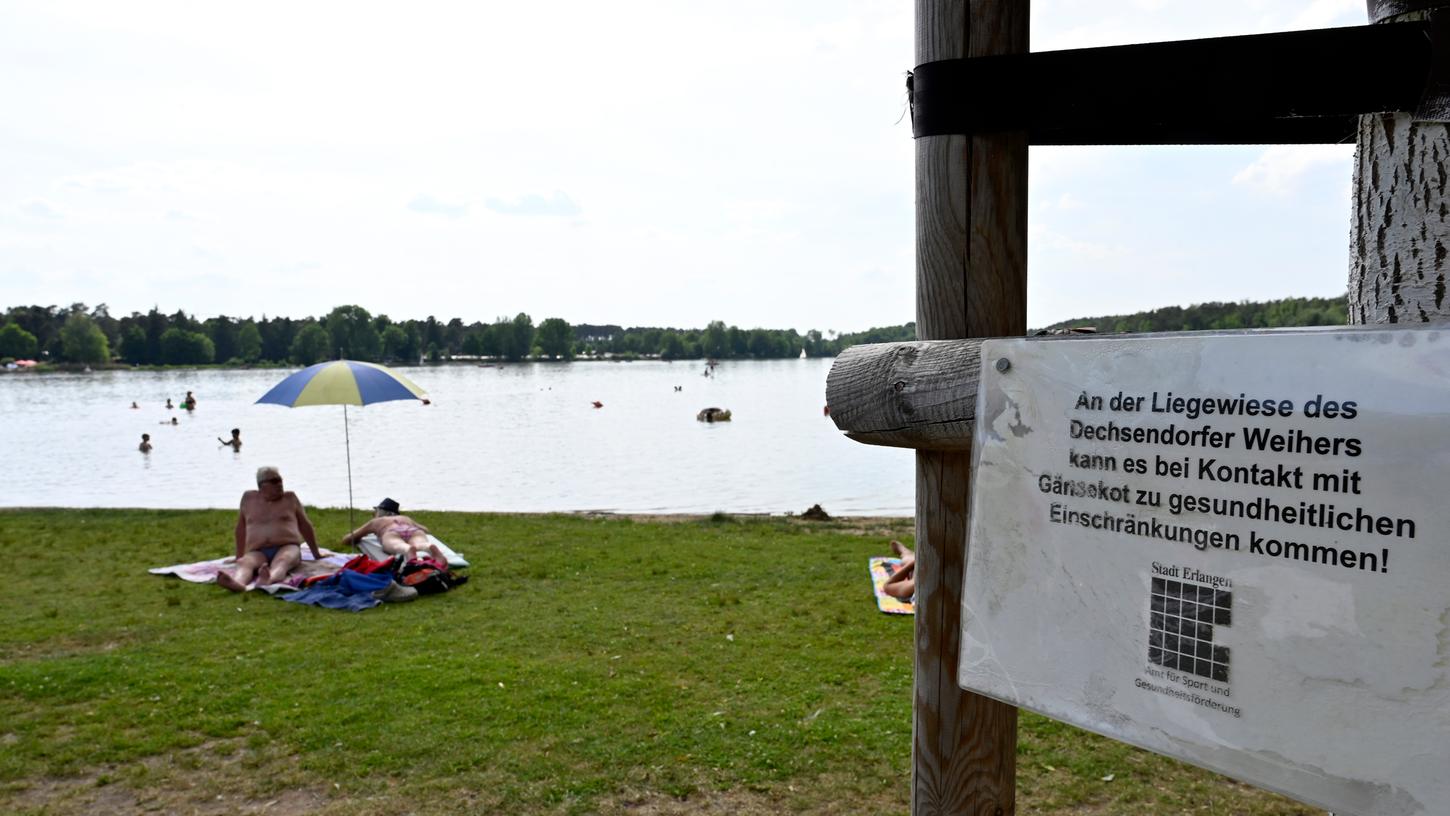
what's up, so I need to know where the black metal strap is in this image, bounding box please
[910,20,1443,145]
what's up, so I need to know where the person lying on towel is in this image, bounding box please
[884,540,915,601]
[339,497,447,564]
[218,465,323,592]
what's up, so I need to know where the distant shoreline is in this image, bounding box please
[0,506,913,525]
[1,356,837,374]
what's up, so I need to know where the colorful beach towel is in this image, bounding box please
[149,548,348,590]
[869,557,915,615]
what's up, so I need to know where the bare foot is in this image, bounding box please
[428,543,447,565]
[889,540,909,558]
[216,569,247,592]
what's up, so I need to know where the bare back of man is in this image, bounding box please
[219,470,320,592]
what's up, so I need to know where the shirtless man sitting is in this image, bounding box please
[218,466,322,592]
[339,497,445,564]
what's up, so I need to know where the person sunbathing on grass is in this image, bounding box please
[339,497,446,564]
[218,466,322,592]
[883,540,915,600]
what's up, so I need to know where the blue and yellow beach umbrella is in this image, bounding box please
[256,360,428,407]
[257,360,429,524]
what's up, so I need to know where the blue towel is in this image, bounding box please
[281,570,393,611]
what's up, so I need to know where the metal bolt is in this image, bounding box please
[893,380,906,392]
[995,357,1011,373]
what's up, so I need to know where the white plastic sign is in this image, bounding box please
[962,328,1450,816]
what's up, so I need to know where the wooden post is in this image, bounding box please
[913,1,1026,813]
[1350,0,1450,324]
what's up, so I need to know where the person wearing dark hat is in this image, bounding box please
[339,497,445,564]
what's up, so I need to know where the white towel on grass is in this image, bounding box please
[355,533,469,569]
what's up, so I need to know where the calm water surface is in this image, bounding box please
[0,360,913,515]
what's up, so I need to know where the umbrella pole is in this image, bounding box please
[344,403,355,530]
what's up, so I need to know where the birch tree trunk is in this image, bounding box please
[1349,2,1450,324]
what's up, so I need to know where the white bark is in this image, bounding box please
[1349,9,1450,325]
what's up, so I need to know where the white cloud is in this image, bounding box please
[407,195,469,219]
[1032,224,1130,263]
[1232,145,1354,195]
[20,200,62,219]
[1034,0,1365,52]
[484,192,581,218]
[1288,0,1363,29]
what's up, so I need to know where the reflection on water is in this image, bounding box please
[0,360,913,515]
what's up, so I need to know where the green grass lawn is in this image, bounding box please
[0,509,1319,815]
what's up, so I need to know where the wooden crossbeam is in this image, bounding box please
[910,20,1444,144]
[825,340,984,451]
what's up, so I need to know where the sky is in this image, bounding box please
[0,0,1369,334]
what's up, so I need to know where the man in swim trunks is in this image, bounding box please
[339,497,445,564]
[218,466,321,592]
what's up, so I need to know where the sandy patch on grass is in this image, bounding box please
[604,777,907,815]
[2,739,334,816]
[8,776,333,816]
[606,790,909,815]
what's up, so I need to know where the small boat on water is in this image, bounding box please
[696,407,732,422]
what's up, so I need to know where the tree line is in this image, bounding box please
[1,295,1349,367]
[1035,296,1348,334]
[0,303,918,366]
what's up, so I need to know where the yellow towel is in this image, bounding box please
[869,557,914,615]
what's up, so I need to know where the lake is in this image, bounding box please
[0,359,915,516]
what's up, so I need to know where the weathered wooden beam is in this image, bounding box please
[909,20,1440,145]
[911,0,1022,812]
[825,340,983,451]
